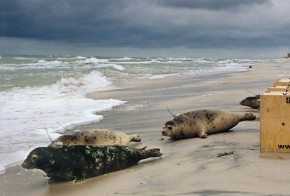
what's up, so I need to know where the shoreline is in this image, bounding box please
[1,59,290,195]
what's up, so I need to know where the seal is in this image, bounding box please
[162,109,256,140]
[49,129,141,147]
[240,95,260,109]
[22,145,162,181]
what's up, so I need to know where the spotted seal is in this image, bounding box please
[22,145,162,181]
[162,109,256,140]
[49,129,141,147]
[240,95,260,109]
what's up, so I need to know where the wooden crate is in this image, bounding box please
[260,93,290,152]
[266,86,290,93]
[272,79,290,87]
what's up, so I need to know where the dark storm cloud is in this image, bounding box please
[156,0,272,10]
[0,0,290,52]
[0,0,128,41]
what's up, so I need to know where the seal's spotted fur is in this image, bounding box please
[22,145,161,181]
[49,129,141,147]
[162,109,256,140]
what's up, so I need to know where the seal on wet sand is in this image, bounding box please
[49,129,141,147]
[162,109,256,140]
[22,145,162,181]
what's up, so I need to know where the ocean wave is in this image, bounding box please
[54,70,113,94]
[0,96,126,174]
[14,56,36,61]
[76,57,125,71]
[76,56,87,59]
[0,70,126,173]
[3,57,126,72]
[16,59,68,70]
[115,59,162,65]
[0,55,272,174]
[113,57,133,61]
[80,57,109,64]
[96,63,125,71]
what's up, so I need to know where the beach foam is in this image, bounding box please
[0,55,271,175]
[0,70,126,174]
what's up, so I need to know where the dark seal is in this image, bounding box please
[22,145,162,181]
[240,95,260,109]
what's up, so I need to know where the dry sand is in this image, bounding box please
[1,59,290,196]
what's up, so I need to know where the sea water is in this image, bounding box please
[0,55,269,174]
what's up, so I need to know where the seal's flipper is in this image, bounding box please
[198,132,208,138]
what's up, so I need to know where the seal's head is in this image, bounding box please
[130,134,142,142]
[21,147,50,170]
[162,120,176,137]
[240,95,260,109]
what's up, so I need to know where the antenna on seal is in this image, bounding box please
[46,128,64,148]
[245,90,258,96]
[167,107,177,118]
[45,128,53,143]
[57,122,74,133]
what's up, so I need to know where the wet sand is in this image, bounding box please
[1,59,290,196]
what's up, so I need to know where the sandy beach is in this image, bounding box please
[1,59,290,196]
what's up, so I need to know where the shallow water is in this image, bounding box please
[0,54,270,173]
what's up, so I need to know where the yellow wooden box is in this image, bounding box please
[260,92,290,152]
[266,86,290,93]
[272,79,290,87]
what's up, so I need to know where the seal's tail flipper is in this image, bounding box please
[141,148,162,159]
[241,113,256,121]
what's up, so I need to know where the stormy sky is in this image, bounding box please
[1,0,290,58]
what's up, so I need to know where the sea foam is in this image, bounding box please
[0,70,126,174]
